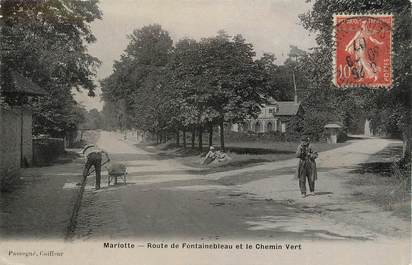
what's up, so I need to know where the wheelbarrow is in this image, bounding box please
[83,159,127,186]
[106,162,127,186]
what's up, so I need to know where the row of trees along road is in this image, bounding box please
[101,26,296,151]
[102,1,411,161]
[1,0,102,137]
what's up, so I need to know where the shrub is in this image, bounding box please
[302,110,343,142]
[33,137,65,166]
[0,168,22,193]
[222,131,289,142]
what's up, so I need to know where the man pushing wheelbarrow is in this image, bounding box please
[79,144,110,190]
[79,144,127,190]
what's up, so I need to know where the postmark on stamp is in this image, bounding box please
[333,14,393,88]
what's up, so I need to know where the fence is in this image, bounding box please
[32,137,65,166]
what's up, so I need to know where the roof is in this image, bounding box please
[266,97,278,105]
[273,101,301,116]
[1,71,47,96]
[324,123,342,128]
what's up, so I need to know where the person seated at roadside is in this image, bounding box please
[215,149,228,162]
[202,146,217,165]
[202,146,230,165]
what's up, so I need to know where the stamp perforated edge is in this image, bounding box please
[332,13,394,89]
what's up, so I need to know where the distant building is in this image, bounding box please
[0,71,47,172]
[231,98,303,133]
[324,123,342,144]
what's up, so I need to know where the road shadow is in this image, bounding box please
[314,191,333,196]
[226,146,295,155]
[93,183,134,192]
[109,153,169,161]
[127,170,200,177]
[214,167,296,186]
[346,135,368,140]
[351,162,393,177]
[347,143,403,178]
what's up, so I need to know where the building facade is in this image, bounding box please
[0,107,33,171]
[231,98,303,134]
[0,71,46,172]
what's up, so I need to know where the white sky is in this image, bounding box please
[74,0,316,111]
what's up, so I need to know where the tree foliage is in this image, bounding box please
[101,26,279,150]
[298,0,411,157]
[1,0,102,137]
[79,108,103,130]
[101,24,174,135]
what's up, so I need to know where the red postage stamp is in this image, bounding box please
[334,14,393,88]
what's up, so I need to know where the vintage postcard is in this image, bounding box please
[0,1,410,265]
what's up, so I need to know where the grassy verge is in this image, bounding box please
[138,140,349,173]
[348,144,410,220]
[224,141,349,153]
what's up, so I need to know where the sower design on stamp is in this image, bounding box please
[334,14,393,88]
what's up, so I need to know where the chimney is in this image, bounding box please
[292,71,298,103]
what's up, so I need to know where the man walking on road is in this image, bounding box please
[296,137,318,197]
[80,144,110,190]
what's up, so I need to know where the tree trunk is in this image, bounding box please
[402,130,411,162]
[191,129,195,148]
[198,125,203,152]
[176,130,180,146]
[220,119,225,151]
[208,124,213,147]
[183,130,186,149]
[156,132,159,144]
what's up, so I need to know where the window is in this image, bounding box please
[267,122,273,132]
[254,122,261,133]
[281,122,287,133]
[243,122,249,132]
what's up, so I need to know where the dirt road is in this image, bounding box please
[72,131,409,241]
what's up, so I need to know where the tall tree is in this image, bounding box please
[168,33,265,150]
[1,0,102,137]
[103,27,267,151]
[167,38,207,150]
[101,24,174,138]
[198,33,265,150]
